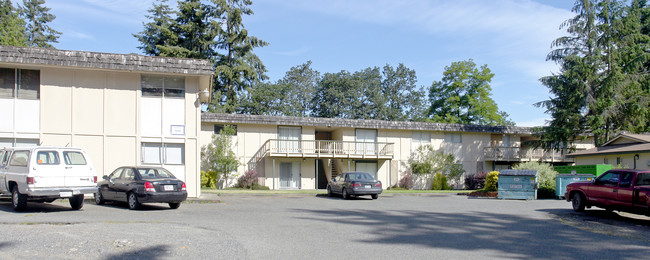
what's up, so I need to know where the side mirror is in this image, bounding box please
[103,175,109,180]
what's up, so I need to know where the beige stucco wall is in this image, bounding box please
[200,122,499,189]
[38,67,204,197]
[574,152,650,170]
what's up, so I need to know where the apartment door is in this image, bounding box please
[356,161,378,179]
[279,162,301,189]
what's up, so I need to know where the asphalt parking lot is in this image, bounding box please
[1,194,650,259]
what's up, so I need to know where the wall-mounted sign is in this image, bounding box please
[171,125,185,136]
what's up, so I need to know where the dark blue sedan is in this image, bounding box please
[95,166,187,210]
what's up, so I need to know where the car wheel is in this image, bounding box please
[11,186,27,211]
[572,192,585,212]
[327,186,333,197]
[169,202,181,209]
[94,191,105,205]
[371,194,378,200]
[128,192,140,210]
[342,189,349,200]
[69,194,84,210]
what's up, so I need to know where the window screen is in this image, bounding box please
[18,69,39,99]
[164,143,184,165]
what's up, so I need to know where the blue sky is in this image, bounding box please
[46,0,575,126]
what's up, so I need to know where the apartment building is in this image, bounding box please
[0,46,213,198]
[201,113,594,189]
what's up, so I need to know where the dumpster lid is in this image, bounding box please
[499,169,538,176]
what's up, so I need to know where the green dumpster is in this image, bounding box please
[498,169,538,200]
[554,164,611,177]
[555,174,594,199]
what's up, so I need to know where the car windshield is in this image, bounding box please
[348,172,374,180]
[137,168,176,180]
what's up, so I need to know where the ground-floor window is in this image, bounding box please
[141,142,185,165]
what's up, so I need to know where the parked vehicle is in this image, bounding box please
[96,166,187,210]
[566,169,650,215]
[0,147,98,211]
[327,172,382,199]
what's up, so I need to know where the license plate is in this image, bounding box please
[164,185,175,191]
[60,191,73,197]
[365,185,371,189]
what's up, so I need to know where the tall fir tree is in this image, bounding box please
[19,0,60,48]
[213,0,269,113]
[0,0,28,47]
[133,0,175,56]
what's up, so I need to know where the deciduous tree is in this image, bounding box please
[428,59,513,126]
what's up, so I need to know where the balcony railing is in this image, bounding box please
[483,146,581,162]
[248,139,394,169]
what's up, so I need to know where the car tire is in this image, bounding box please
[128,192,140,210]
[572,192,585,212]
[11,186,27,211]
[69,194,84,210]
[169,202,181,209]
[342,189,349,200]
[371,194,378,200]
[95,191,105,205]
[327,186,333,197]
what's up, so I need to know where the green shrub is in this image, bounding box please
[432,173,450,190]
[513,161,558,190]
[251,183,270,190]
[201,170,217,188]
[481,171,499,192]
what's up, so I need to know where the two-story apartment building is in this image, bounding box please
[201,113,594,189]
[0,46,213,198]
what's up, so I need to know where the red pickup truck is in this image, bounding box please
[566,169,650,215]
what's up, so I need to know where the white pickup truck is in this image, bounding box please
[0,147,98,211]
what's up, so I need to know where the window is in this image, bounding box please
[444,133,462,143]
[356,129,377,155]
[63,151,87,165]
[278,126,301,153]
[617,157,622,166]
[597,172,620,186]
[0,68,40,99]
[9,151,29,167]
[141,142,185,165]
[122,168,136,180]
[502,135,511,147]
[36,151,60,165]
[412,131,430,151]
[214,124,237,135]
[109,168,123,181]
[141,75,185,98]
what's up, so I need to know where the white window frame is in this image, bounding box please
[141,142,185,165]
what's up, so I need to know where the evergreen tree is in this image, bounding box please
[19,0,60,48]
[0,0,28,46]
[537,0,650,148]
[133,0,175,56]
[213,0,269,113]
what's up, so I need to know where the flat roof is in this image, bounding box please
[0,45,213,75]
[202,113,534,134]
